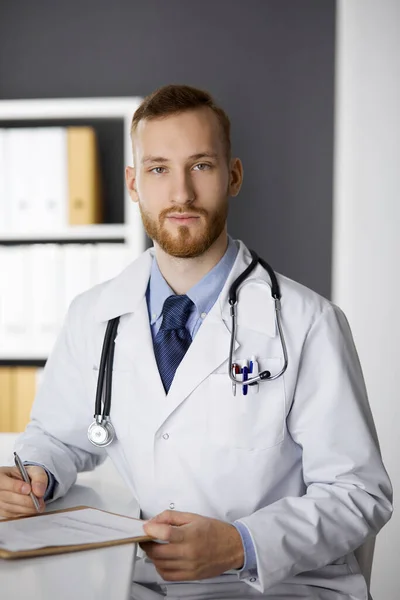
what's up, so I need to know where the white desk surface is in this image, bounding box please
[0,434,140,600]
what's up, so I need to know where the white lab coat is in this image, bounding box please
[16,240,392,599]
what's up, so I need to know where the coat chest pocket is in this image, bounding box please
[207,358,286,450]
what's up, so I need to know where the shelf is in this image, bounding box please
[0,357,47,367]
[0,97,142,120]
[0,224,127,243]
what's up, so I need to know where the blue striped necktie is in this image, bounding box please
[153,294,194,393]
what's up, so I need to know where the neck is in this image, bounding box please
[154,230,228,295]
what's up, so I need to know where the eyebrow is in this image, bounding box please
[141,152,219,165]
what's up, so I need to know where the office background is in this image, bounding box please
[0,0,335,298]
[0,1,398,598]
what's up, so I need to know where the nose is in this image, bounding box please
[170,169,195,205]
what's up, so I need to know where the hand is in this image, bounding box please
[140,510,244,582]
[0,465,48,518]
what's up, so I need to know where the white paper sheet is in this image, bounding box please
[0,508,147,553]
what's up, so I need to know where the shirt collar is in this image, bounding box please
[147,236,239,324]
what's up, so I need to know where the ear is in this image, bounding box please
[228,158,243,197]
[125,166,139,203]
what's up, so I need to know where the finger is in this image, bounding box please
[140,541,184,561]
[0,490,45,512]
[0,468,33,495]
[0,490,42,509]
[149,510,196,527]
[25,466,48,498]
[0,500,41,518]
[143,522,172,541]
[144,522,185,543]
[0,466,23,480]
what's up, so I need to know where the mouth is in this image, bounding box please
[166,213,201,224]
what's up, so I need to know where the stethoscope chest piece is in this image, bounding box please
[87,418,115,447]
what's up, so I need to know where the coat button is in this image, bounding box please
[249,577,257,582]
[169,503,175,509]
[162,433,169,440]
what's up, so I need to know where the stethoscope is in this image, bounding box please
[87,250,289,447]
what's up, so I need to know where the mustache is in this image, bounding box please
[159,207,208,219]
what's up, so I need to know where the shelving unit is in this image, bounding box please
[0,97,144,255]
[0,97,145,366]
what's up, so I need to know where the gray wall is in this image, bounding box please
[0,0,335,298]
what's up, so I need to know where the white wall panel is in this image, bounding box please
[333,2,400,597]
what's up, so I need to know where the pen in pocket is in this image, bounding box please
[231,363,240,396]
[249,355,259,395]
[242,363,249,396]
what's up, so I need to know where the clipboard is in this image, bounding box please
[0,505,152,560]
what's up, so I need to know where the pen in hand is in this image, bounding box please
[13,452,41,513]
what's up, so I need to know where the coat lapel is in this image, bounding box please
[113,297,166,403]
[93,248,168,430]
[162,241,277,422]
[165,306,239,416]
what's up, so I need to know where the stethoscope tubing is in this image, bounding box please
[91,251,289,439]
[94,316,119,419]
[228,251,288,386]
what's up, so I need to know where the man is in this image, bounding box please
[0,85,392,599]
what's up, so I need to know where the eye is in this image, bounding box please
[193,163,211,171]
[150,167,166,174]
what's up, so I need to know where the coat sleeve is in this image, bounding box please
[236,303,393,592]
[14,294,106,501]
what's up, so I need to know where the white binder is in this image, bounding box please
[0,245,7,349]
[35,127,68,230]
[0,246,32,355]
[0,129,9,231]
[30,244,64,355]
[63,244,95,315]
[7,129,39,232]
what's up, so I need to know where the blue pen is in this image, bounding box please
[248,359,256,394]
[242,365,248,396]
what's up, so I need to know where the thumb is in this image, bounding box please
[25,466,48,498]
[149,510,195,527]
[143,510,196,541]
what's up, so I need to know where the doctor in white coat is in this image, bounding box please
[0,84,393,600]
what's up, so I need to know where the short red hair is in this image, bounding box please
[130,84,231,161]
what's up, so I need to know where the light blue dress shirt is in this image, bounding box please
[27,236,257,574]
[147,236,238,339]
[146,236,257,575]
